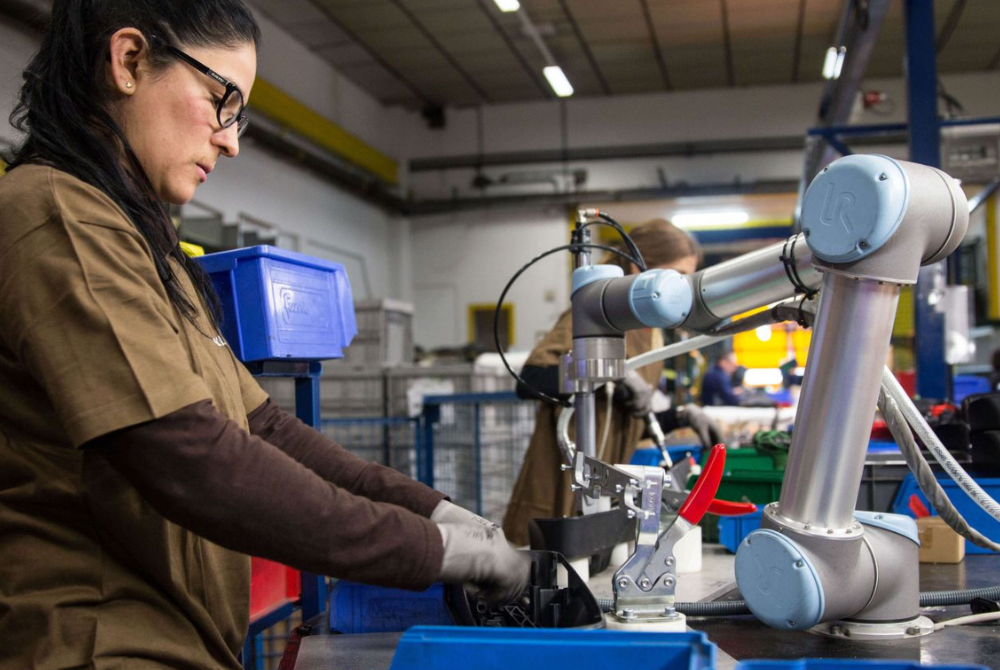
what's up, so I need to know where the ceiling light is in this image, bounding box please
[493,0,520,12]
[671,211,750,227]
[823,46,846,80]
[543,66,574,97]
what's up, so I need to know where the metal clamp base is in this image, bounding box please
[606,610,687,632]
[810,615,934,640]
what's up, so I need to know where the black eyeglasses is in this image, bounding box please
[165,45,249,137]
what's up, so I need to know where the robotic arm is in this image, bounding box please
[563,155,969,637]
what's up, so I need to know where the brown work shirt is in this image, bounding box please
[0,165,267,669]
[501,308,663,546]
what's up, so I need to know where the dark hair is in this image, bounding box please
[7,0,261,326]
[605,218,702,273]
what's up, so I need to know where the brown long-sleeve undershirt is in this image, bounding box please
[88,399,446,591]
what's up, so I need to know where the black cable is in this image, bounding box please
[596,211,646,271]
[779,234,817,300]
[494,243,643,408]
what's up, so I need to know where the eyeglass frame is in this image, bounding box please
[163,44,249,137]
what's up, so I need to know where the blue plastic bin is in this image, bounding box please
[329,582,454,634]
[630,445,703,468]
[891,473,1000,554]
[389,627,716,670]
[954,374,993,404]
[195,246,357,362]
[735,660,987,670]
[718,510,764,553]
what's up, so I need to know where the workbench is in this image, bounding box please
[284,546,1000,670]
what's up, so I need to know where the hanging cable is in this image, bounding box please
[494,243,643,407]
[596,211,646,271]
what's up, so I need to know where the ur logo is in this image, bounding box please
[820,182,855,234]
[754,555,783,595]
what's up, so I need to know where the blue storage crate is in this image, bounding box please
[389,627,716,670]
[329,582,454,634]
[718,510,763,553]
[195,246,357,362]
[630,445,703,468]
[736,660,987,670]
[954,374,993,404]
[891,473,1000,554]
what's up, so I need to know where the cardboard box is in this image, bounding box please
[917,516,965,563]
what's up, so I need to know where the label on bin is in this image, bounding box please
[268,266,338,344]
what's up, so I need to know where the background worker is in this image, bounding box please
[701,350,744,406]
[502,219,721,547]
[0,3,526,668]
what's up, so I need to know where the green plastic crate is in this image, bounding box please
[689,469,783,543]
[703,448,779,473]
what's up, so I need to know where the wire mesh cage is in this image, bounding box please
[421,394,536,525]
[320,417,418,479]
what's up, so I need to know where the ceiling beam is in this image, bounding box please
[473,0,550,98]
[558,0,611,95]
[639,0,672,90]
[389,0,492,103]
[935,0,966,54]
[408,179,800,216]
[410,135,856,172]
[720,0,736,86]
[306,0,436,107]
[791,0,808,82]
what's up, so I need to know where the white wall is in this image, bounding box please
[395,71,1000,200]
[0,13,411,303]
[410,207,571,352]
[403,69,1000,351]
[251,8,402,161]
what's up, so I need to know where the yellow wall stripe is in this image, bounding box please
[249,78,398,185]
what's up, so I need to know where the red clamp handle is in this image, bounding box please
[707,499,758,516]
[678,444,726,525]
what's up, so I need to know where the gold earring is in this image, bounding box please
[125,81,133,89]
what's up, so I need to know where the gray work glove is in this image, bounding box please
[677,403,724,448]
[437,522,531,605]
[431,499,496,532]
[614,370,654,417]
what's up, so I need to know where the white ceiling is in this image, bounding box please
[249,0,1000,109]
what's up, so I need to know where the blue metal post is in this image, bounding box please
[906,0,950,401]
[419,404,440,488]
[473,403,483,516]
[293,361,328,622]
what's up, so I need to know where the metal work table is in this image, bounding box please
[288,547,1000,670]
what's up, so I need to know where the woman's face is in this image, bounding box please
[116,39,257,205]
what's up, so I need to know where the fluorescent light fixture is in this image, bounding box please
[543,66,574,97]
[823,46,846,80]
[493,0,520,12]
[671,211,750,228]
[755,325,773,342]
[744,368,784,387]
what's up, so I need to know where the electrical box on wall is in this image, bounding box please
[941,124,1000,184]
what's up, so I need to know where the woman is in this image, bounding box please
[0,2,526,668]
[502,219,719,547]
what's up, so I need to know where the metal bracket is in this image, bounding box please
[570,453,689,622]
